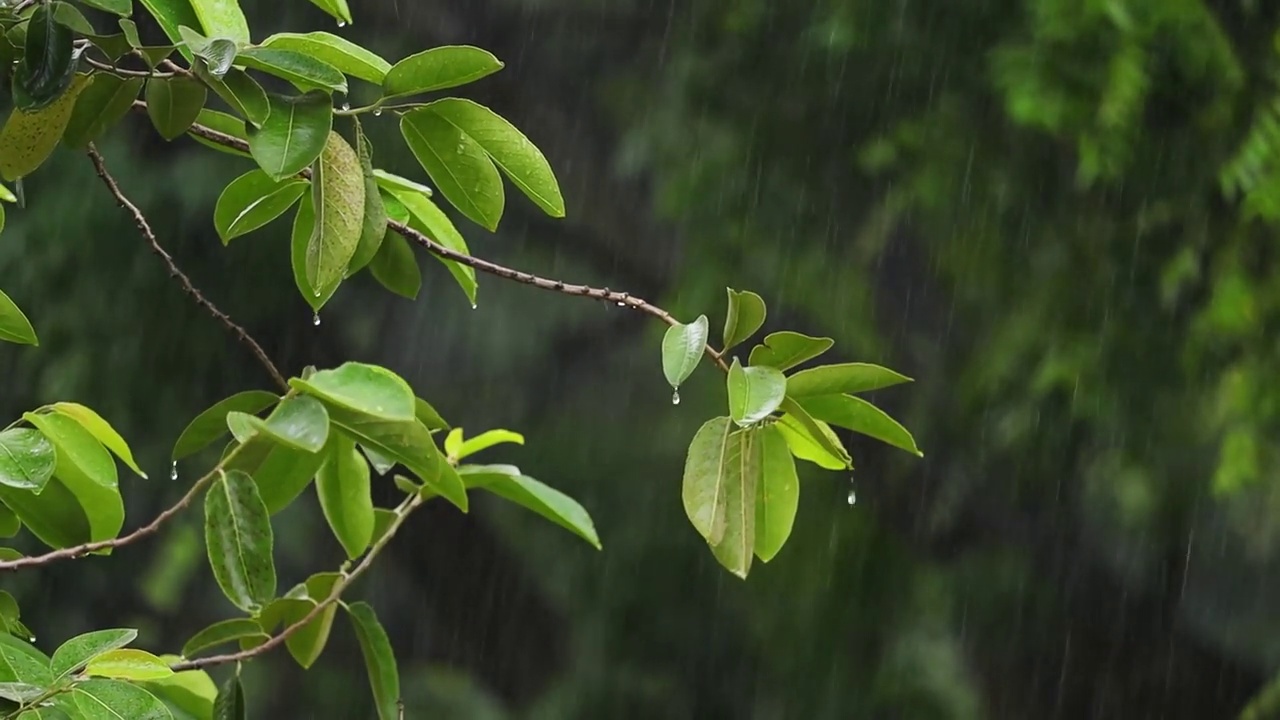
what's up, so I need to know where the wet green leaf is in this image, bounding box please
[173,390,278,462]
[0,429,54,492]
[722,288,767,351]
[458,466,600,549]
[188,0,248,44]
[13,4,75,111]
[400,108,503,231]
[384,187,476,305]
[247,91,332,181]
[315,434,374,559]
[262,32,388,84]
[368,232,421,299]
[726,358,785,426]
[383,45,503,98]
[214,170,308,243]
[662,315,709,391]
[0,74,91,181]
[51,628,137,679]
[238,47,347,93]
[754,425,798,563]
[747,331,834,372]
[204,470,276,612]
[0,289,37,346]
[84,649,173,681]
[785,362,913,397]
[51,403,146,478]
[180,619,266,658]
[307,132,365,292]
[796,394,923,457]
[212,675,244,720]
[72,678,174,720]
[290,363,416,422]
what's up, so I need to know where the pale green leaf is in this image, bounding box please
[307,132,365,292]
[0,289,38,346]
[796,394,923,457]
[84,649,173,681]
[747,331,834,372]
[51,628,137,679]
[237,48,347,93]
[754,425,798,562]
[0,74,90,181]
[786,362,914,397]
[661,315,709,390]
[290,363,416,422]
[722,288,766,351]
[73,678,174,720]
[188,0,248,44]
[51,403,146,478]
[458,466,600,549]
[726,358,785,426]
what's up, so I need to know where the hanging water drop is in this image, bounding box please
[170,462,178,481]
[341,102,351,111]
[672,389,681,405]
[471,303,478,310]
[846,477,856,506]
[313,313,322,326]
[373,108,383,117]
[337,20,347,27]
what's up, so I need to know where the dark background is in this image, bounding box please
[7,0,1280,717]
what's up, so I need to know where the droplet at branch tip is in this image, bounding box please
[671,389,681,405]
[313,313,322,326]
[170,462,178,481]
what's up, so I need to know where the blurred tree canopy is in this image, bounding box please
[12,0,1280,718]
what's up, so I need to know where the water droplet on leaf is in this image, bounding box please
[671,389,681,405]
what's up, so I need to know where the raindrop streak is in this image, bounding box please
[672,389,681,405]
[170,462,178,481]
[846,477,856,506]
[313,313,322,326]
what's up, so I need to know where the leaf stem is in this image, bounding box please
[86,145,290,392]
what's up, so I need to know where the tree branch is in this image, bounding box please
[86,144,290,392]
[170,491,424,672]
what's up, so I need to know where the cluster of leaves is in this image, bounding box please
[0,0,920,715]
[663,289,920,577]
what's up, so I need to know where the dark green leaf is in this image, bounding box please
[224,435,327,515]
[136,0,200,58]
[280,573,340,669]
[181,619,266,659]
[383,45,502,98]
[370,508,395,546]
[73,678,173,720]
[172,390,278,462]
[213,170,308,243]
[145,77,208,141]
[248,91,332,181]
[0,478,91,549]
[62,74,144,149]
[290,363,416,422]
[796,394,923,457]
[348,118,387,275]
[82,32,134,62]
[262,32,388,84]
[188,0,248,44]
[458,466,600,549]
[51,628,137,679]
[722,288,766,351]
[726,358,786,426]
[51,402,146,478]
[0,74,91,181]
[237,48,346,93]
[80,0,133,16]
[194,65,269,126]
[368,232,421,299]
[0,429,54,492]
[84,649,172,681]
[0,505,18,538]
[315,434,374,559]
[14,5,75,111]
[777,397,851,470]
[399,108,503,231]
[290,194,341,312]
[415,397,448,431]
[754,425,798,563]
[662,315,709,392]
[212,675,244,720]
[345,602,400,720]
[0,289,37,346]
[307,131,365,292]
[419,98,565,218]
[785,362,914,397]
[384,187,476,305]
[747,331,834,372]
[204,469,276,612]
[188,108,251,158]
[180,28,236,77]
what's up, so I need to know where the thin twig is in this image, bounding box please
[0,449,238,572]
[83,56,177,79]
[86,144,290,392]
[171,493,423,672]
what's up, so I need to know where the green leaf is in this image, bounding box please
[796,394,923,457]
[370,508,395,546]
[205,469,277,613]
[0,683,45,704]
[417,98,565,218]
[178,27,236,77]
[0,638,53,687]
[194,65,269,127]
[682,419,760,578]
[188,108,251,158]
[726,358,786,426]
[79,0,133,16]
[242,394,331,453]
[348,118,387,275]
[289,194,341,312]
[237,48,347,94]
[345,602,400,720]
[49,2,95,35]
[84,649,173,681]
[0,185,15,203]
[385,187,476,305]
[51,628,137,679]
[315,434,374,559]
[0,289,37,346]
[307,132,365,292]
[458,466,600,549]
[82,31,135,62]
[453,429,523,461]
[0,505,18,538]
[415,397,449,432]
[747,331,834,372]
[0,74,91,181]
[280,573,340,669]
[213,170,308,243]
[137,0,200,59]
[224,435,327,515]
[383,45,503,98]
[137,660,217,720]
[247,91,333,181]
[13,4,75,111]
[304,0,352,25]
[62,75,144,149]
[682,417,734,545]
[754,425,798,562]
[173,390,278,462]
[73,678,174,720]
[262,32,388,84]
[290,363,416,422]
[777,397,851,469]
[0,429,54,492]
[212,675,244,720]
[722,288,766,352]
[362,446,395,475]
[373,170,433,198]
[662,315,709,391]
[24,411,118,490]
[322,405,466,512]
[180,619,265,659]
[0,478,91,549]
[400,108,503,231]
[145,77,208,141]
[188,0,248,44]
[50,403,146,478]
[368,232,421,299]
[785,362,913,398]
